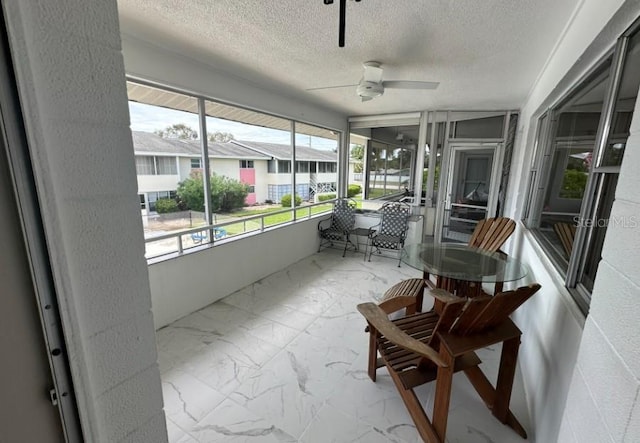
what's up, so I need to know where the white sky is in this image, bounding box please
[128,102,337,151]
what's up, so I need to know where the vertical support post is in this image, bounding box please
[198,98,213,240]
[414,111,428,206]
[338,128,348,198]
[291,121,297,220]
[426,111,439,208]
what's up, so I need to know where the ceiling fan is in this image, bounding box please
[307,61,439,102]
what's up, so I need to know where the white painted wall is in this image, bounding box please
[504,1,640,442]
[254,160,269,202]
[3,1,166,442]
[210,158,240,180]
[137,174,180,193]
[178,157,196,181]
[148,218,321,328]
[316,172,338,184]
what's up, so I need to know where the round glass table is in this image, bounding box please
[402,241,528,296]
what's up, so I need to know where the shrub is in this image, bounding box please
[210,174,249,212]
[318,193,336,202]
[155,198,179,213]
[347,184,362,198]
[177,172,248,212]
[281,193,302,207]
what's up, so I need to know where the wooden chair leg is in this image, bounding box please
[367,329,378,382]
[463,340,528,439]
[388,366,442,443]
[432,347,455,441]
[494,337,520,422]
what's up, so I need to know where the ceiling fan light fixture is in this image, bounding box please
[356,81,384,98]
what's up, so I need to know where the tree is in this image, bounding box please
[176,171,249,212]
[350,143,364,173]
[155,123,198,140]
[208,131,235,143]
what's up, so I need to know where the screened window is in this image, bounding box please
[366,141,413,199]
[128,79,341,260]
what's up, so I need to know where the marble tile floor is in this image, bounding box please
[157,248,532,443]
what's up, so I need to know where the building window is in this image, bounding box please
[267,160,276,173]
[156,157,177,175]
[247,185,255,193]
[296,161,309,173]
[278,160,291,174]
[525,22,640,312]
[318,161,337,173]
[240,160,254,168]
[191,158,201,169]
[135,155,177,175]
[135,156,155,175]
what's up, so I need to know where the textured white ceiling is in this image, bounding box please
[117,0,581,116]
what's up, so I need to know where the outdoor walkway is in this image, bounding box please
[156,248,531,442]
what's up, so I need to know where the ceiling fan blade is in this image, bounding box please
[363,63,383,83]
[383,80,439,90]
[306,84,358,91]
[361,96,374,102]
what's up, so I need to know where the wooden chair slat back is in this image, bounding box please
[448,296,493,335]
[451,284,541,335]
[426,297,467,350]
[469,217,516,253]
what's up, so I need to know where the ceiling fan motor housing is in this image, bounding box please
[357,81,384,98]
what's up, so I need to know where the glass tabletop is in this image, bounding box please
[402,242,528,283]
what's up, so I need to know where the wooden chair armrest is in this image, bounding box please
[357,302,448,367]
[428,288,462,304]
[378,295,417,315]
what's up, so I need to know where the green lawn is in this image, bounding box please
[219,203,333,235]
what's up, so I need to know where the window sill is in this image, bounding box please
[519,222,587,328]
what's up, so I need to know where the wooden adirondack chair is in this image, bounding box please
[469,217,516,252]
[380,217,516,313]
[358,283,541,443]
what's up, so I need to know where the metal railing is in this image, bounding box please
[144,200,334,261]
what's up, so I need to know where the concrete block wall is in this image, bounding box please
[3,1,166,442]
[557,86,640,442]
